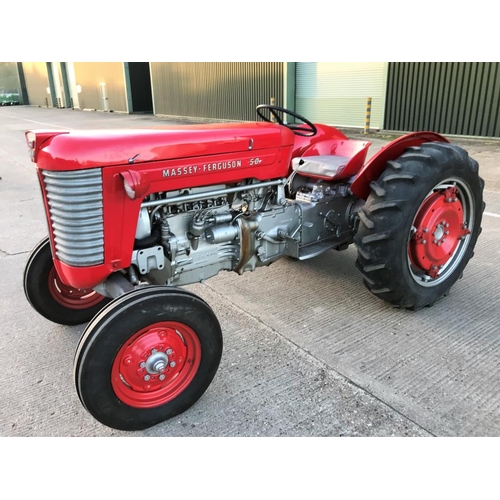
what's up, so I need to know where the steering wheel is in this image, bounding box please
[256,104,318,137]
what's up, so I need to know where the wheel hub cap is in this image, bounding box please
[111,321,201,409]
[410,187,471,278]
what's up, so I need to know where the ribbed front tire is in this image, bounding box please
[24,237,110,325]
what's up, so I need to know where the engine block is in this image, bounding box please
[136,179,358,287]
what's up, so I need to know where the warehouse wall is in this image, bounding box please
[22,62,51,107]
[296,62,387,129]
[150,62,283,121]
[73,62,128,112]
[385,62,500,137]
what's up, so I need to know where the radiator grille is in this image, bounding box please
[42,169,104,266]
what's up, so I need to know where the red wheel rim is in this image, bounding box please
[111,321,202,409]
[409,186,471,278]
[48,267,106,309]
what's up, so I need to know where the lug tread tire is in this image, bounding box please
[354,142,484,311]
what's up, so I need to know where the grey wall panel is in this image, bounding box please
[151,62,283,121]
[385,62,500,137]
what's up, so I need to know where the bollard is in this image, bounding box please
[364,97,372,134]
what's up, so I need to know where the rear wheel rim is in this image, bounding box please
[408,178,474,287]
[48,267,106,309]
[111,321,202,408]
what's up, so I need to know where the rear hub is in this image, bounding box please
[409,182,473,286]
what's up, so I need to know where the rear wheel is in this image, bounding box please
[354,142,484,310]
[23,237,110,325]
[74,286,223,431]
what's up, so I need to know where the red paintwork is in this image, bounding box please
[290,123,349,158]
[111,321,201,408]
[350,131,449,199]
[32,123,295,171]
[48,267,106,309]
[27,123,450,290]
[409,187,470,277]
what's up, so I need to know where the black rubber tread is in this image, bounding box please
[73,286,223,431]
[23,237,111,325]
[354,142,485,311]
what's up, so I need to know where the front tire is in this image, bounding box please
[23,237,110,325]
[354,142,485,310]
[74,286,223,431]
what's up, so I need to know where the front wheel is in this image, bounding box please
[354,142,485,310]
[74,286,223,431]
[23,237,110,325]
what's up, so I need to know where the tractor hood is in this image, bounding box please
[28,122,295,171]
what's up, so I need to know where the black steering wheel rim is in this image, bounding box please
[256,104,318,137]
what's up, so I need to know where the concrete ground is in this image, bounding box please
[0,106,499,437]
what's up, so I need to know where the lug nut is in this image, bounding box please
[159,374,165,381]
[422,239,427,244]
[423,228,429,233]
[170,361,176,368]
[144,375,151,381]
[151,349,157,354]
[166,349,173,355]
[140,362,146,368]
[437,242,442,246]
[445,230,449,235]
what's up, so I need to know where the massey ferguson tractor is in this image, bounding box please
[23,105,484,431]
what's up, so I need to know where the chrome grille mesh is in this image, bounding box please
[42,169,104,266]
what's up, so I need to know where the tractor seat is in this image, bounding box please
[292,155,351,180]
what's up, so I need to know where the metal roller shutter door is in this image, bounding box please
[296,62,387,129]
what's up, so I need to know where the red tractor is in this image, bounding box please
[23,105,484,431]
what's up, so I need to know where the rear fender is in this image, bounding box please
[350,131,449,200]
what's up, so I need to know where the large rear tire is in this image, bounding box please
[74,286,223,431]
[354,142,485,310]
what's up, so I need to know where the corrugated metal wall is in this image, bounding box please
[73,62,128,112]
[296,62,387,129]
[385,62,500,137]
[150,62,283,121]
[22,62,51,107]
